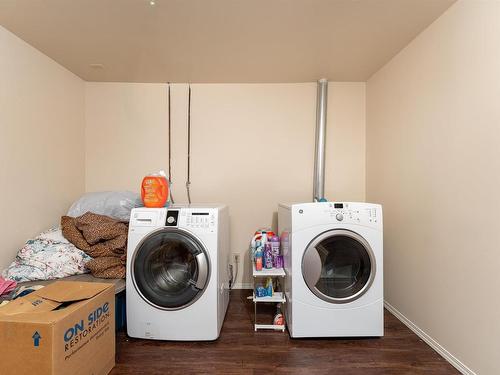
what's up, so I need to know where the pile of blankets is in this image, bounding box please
[61,212,128,279]
[3,228,92,282]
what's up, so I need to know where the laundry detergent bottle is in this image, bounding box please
[141,170,169,208]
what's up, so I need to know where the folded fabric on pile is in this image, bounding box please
[2,228,91,282]
[61,212,128,279]
[0,277,16,296]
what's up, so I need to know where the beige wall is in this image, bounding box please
[85,82,366,286]
[0,26,85,269]
[85,83,169,191]
[366,1,500,374]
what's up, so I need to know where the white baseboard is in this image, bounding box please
[384,301,476,375]
[231,282,252,290]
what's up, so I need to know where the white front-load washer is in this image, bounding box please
[126,204,230,341]
[278,202,383,338]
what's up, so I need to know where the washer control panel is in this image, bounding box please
[178,209,217,233]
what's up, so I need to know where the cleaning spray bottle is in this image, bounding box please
[273,303,285,326]
[255,244,263,271]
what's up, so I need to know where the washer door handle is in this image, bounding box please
[195,253,209,290]
[303,247,322,288]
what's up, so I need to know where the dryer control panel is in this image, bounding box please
[324,203,379,225]
[289,202,382,230]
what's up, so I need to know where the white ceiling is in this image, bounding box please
[0,0,455,83]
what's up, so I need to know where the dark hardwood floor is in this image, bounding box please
[111,290,458,374]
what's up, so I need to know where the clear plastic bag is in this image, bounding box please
[67,191,142,221]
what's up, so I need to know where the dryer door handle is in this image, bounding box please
[195,253,209,290]
[303,247,322,288]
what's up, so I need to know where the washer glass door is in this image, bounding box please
[132,228,210,310]
[302,229,375,303]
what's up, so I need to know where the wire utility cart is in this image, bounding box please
[252,263,286,331]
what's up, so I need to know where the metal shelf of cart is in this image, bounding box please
[252,263,286,277]
[252,292,286,303]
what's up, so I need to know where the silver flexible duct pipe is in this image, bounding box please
[313,78,328,202]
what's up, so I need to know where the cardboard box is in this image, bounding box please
[0,281,115,375]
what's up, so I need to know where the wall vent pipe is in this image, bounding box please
[313,78,328,202]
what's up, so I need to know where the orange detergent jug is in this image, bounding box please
[141,172,169,208]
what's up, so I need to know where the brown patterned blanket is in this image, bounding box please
[61,212,128,279]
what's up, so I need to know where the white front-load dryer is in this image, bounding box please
[278,202,383,338]
[126,204,230,341]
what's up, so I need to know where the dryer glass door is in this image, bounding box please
[132,228,210,310]
[302,229,375,304]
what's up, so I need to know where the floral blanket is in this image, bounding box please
[2,228,92,282]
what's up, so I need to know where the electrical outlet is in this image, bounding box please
[233,253,240,264]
